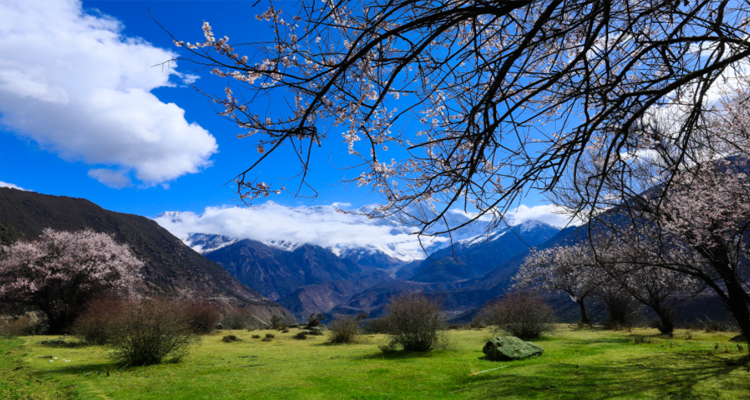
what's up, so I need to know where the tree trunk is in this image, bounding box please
[577,299,590,326]
[723,275,750,345]
[651,306,675,337]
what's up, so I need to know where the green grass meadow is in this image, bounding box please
[1,326,749,399]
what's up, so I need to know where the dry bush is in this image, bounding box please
[180,300,221,335]
[221,307,255,329]
[327,314,367,344]
[469,320,486,329]
[0,315,33,337]
[221,335,240,342]
[699,318,738,333]
[71,296,126,345]
[107,298,197,366]
[479,291,556,340]
[381,292,444,352]
[305,313,326,329]
[269,315,287,330]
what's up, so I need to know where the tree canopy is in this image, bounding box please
[0,228,143,333]
[172,0,750,234]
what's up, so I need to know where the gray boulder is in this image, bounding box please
[483,337,544,361]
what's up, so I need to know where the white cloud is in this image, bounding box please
[0,181,29,191]
[447,205,580,228]
[0,0,217,186]
[87,169,131,188]
[154,201,449,261]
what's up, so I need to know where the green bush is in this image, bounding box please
[479,291,555,340]
[327,314,367,344]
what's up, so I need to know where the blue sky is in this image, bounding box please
[0,0,558,231]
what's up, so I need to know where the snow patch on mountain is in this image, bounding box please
[183,233,239,254]
[262,239,304,252]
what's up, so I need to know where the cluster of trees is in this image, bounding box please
[515,137,750,338]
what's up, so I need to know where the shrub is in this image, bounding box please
[265,333,275,339]
[221,307,255,329]
[0,315,33,337]
[71,296,126,345]
[381,292,444,352]
[293,331,307,340]
[251,334,261,339]
[699,318,738,333]
[180,300,221,335]
[305,313,326,329]
[106,298,197,366]
[261,336,272,342]
[479,291,556,340]
[269,315,287,330]
[327,314,367,344]
[469,320,487,329]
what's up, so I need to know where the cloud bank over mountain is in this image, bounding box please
[0,182,29,191]
[154,201,578,261]
[0,0,217,187]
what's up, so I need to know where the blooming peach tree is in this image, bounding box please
[0,229,143,333]
[513,244,603,325]
[592,230,704,336]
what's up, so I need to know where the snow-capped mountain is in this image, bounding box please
[183,233,239,254]
[262,239,304,252]
[154,201,570,262]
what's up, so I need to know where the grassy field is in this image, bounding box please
[1,325,749,399]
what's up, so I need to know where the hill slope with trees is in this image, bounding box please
[0,188,292,321]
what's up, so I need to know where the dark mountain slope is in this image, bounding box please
[205,240,375,300]
[0,188,292,321]
[276,280,368,320]
[410,221,560,283]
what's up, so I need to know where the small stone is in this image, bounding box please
[482,337,544,361]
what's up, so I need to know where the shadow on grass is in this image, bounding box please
[354,350,438,361]
[451,351,750,399]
